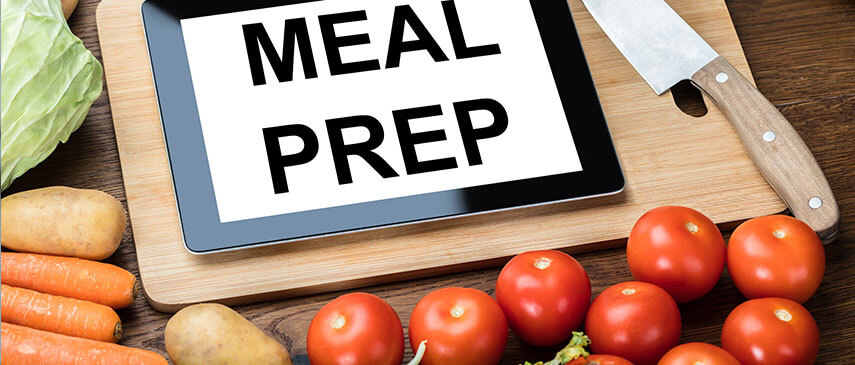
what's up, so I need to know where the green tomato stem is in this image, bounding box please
[522,332,591,365]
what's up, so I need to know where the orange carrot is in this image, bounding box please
[0,252,137,309]
[1,284,121,342]
[1,322,168,365]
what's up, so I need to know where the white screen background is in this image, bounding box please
[181,0,582,223]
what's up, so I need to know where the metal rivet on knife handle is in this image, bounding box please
[763,131,777,143]
[716,73,729,83]
[809,197,823,209]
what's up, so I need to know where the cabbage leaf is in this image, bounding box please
[1,0,103,190]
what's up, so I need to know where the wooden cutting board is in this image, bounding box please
[96,0,785,312]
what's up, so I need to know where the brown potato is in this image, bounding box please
[165,303,292,365]
[1,186,126,260]
[61,0,78,19]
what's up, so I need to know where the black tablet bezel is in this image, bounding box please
[141,0,624,254]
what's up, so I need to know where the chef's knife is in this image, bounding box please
[581,0,839,242]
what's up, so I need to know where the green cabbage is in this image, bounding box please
[1,0,103,190]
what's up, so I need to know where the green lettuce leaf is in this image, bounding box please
[1,0,103,190]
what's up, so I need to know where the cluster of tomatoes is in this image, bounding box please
[305,206,826,365]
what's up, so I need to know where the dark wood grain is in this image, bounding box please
[4,0,854,363]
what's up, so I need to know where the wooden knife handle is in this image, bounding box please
[691,56,839,242]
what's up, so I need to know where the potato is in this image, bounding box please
[165,303,292,365]
[0,186,126,260]
[61,0,78,19]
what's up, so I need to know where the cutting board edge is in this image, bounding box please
[138,204,789,313]
[97,0,788,313]
[140,237,636,312]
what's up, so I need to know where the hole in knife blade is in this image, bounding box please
[671,80,708,117]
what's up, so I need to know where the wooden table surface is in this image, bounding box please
[5,0,853,363]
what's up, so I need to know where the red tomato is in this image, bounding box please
[727,215,825,303]
[585,281,681,365]
[307,293,404,365]
[627,206,726,303]
[568,354,633,365]
[409,287,508,365]
[658,343,739,365]
[721,297,819,365]
[496,250,591,346]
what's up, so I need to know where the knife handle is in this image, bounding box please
[691,56,839,242]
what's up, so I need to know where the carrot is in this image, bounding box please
[1,322,168,365]
[0,252,137,309]
[1,284,122,342]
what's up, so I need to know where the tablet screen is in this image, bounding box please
[179,0,582,223]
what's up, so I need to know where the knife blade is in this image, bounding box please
[582,0,839,242]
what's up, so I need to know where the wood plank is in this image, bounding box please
[727,0,855,104]
[3,0,852,362]
[93,0,785,311]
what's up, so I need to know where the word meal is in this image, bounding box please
[243,0,509,193]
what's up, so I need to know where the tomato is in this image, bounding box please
[727,215,825,303]
[495,250,591,346]
[658,343,739,365]
[409,287,508,365]
[626,206,726,303]
[585,281,681,365]
[307,293,404,365]
[568,354,633,365]
[721,297,819,365]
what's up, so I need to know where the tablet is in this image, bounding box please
[141,0,624,253]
